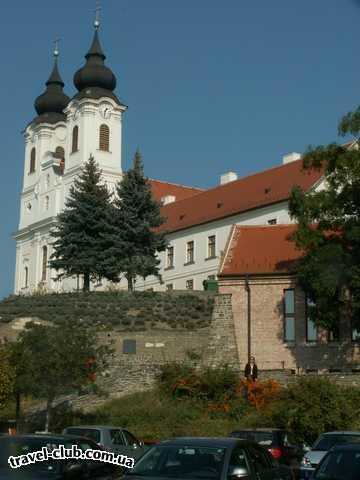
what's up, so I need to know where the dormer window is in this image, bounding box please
[29,148,36,174]
[99,124,110,151]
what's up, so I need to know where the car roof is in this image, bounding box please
[321,431,360,436]
[331,443,360,451]
[0,434,95,441]
[159,437,246,448]
[64,425,124,430]
[230,428,284,432]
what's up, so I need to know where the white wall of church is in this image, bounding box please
[14,95,125,294]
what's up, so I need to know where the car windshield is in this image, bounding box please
[231,431,274,446]
[314,449,360,480]
[0,437,72,473]
[127,445,226,479]
[65,428,101,443]
[313,434,360,451]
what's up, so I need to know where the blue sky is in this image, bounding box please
[1,0,360,299]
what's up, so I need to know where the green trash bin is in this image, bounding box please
[204,279,218,292]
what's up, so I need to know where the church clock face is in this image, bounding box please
[100,104,112,119]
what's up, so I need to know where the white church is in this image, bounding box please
[13,16,326,295]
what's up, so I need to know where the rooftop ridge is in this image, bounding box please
[149,178,204,192]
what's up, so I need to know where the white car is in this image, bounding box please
[300,431,360,479]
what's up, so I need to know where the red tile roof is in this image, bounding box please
[219,224,304,276]
[149,179,204,202]
[159,159,324,233]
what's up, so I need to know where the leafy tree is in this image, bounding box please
[110,150,167,290]
[0,347,14,408]
[289,106,360,332]
[16,320,112,432]
[50,155,115,291]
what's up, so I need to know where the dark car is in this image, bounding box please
[63,425,146,459]
[0,434,123,479]
[230,429,304,469]
[312,443,360,480]
[122,436,293,479]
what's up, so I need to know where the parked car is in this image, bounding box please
[300,431,360,479]
[312,443,360,480]
[122,436,293,479]
[230,429,305,469]
[0,433,123,479]
[63,425,146,459]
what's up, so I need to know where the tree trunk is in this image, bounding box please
[44,398,53,433]
[83,273,90,292]
[15,392,21,433]
[127,275,134,292]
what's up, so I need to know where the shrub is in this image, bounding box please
[269,377,360,445]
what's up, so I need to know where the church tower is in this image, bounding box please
[14,11,126,294]
[65,10,127,178]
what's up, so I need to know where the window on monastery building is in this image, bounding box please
[166,284,174,291]
[267,218,277,225]
[328,325,340,342]
[24,266,29,289]
[352,327,360,342]
[186,241,194,263]
[306,296,317,342]
[29,147,36,174]
[207,235,216,258]
[284,289,295,342]
[186,279,194,290]
[72,126,79,153]
[123,339,136,354]
[99,124,110,151]
[45,195,50,211]
[41,246,48,282]
[166,246,174,268]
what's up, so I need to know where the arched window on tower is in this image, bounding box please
[55,146,65,172]
[24,266,29,289]
[72,126,79,153]
[41,246,48,282]
[30,148,36,174]
[99,124,110,152]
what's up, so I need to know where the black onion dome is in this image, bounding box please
[34,58,70,116]
[74,30,117,93]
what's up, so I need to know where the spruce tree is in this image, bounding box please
[50,155,114,291]
[110,150,167,290]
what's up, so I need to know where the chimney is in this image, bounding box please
[282,152,301,164]
[161,195,176,205]
[220,171,238,185]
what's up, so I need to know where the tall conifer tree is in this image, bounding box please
[110,150,167,290]
[50,155,114,291]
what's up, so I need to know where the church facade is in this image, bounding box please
[13,18,325,295]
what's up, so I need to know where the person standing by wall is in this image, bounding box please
[244,356,258,382]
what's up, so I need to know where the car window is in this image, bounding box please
[110,429,125,445]
[315,450,360,480]
[123,430,139,446]
[228,447,250,473]
[131,445,225,479]
[65,428,101,443]
[313,434,360,451]
[247,445,272,473]
[252,432,274,446]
